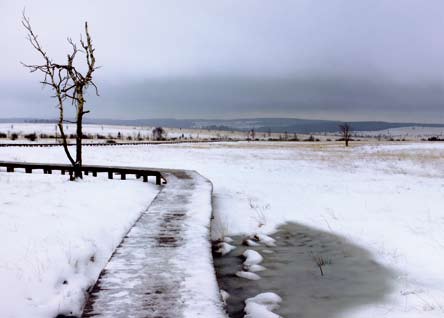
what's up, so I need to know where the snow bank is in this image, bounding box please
[0,172,158,317]
[175,172,227,318]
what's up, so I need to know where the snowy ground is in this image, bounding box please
[0,172,158,317]
[0,123,251,141]
[83,170,226,318]
[1,140,444,317]
[354,126,444,139]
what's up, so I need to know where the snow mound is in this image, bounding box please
[215,242,236,255]
[220,289,230,305]
[248,264,267,272]
[236,271,261,280]
[243,249,264,266]
[255,234,276,247]
[244,292,282,318]
[243,238,261,246]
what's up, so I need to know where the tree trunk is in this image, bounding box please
[75,91,84,179]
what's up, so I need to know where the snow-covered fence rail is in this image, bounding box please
[0,161,166,184]
[0,139,230,147]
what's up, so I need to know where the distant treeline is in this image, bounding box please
[24,119,58,124]
[2,117,444,134]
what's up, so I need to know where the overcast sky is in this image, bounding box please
[1,0,444,122]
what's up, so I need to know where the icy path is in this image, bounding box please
[82,169,226,318]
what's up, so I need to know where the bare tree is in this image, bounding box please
[339,123,352,147]
[22,13,98,180]
[152,127,166,141]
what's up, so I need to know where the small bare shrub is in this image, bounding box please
[249,199,270,228]
[24,133,37,141]
[313,256,332,276]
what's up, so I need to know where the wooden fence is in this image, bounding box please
[0,139,231,147]
[0,161,166,185]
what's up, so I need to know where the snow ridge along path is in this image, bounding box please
[82,169,226,318]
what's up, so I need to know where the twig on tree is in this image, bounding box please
[22,11,99,179]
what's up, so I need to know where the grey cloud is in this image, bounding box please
[98,76,444,122]
[1,0,444,122]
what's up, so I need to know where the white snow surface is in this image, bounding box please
[2,136,444,317]
[216,242,236,256]
[220,289,230,305]
[81,171,226,318]
[255,233,276,247]
[243,249,264,267]
[0,172,158,317]
[0,123,246,141]
[178,173,227,318]
[236,271,261,281]
[245,292,282,318]
[243,239,261,246]
[355,126,444,139]
[248,264,267,272]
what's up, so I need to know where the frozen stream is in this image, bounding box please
[213,222,395,318]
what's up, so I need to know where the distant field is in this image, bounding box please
[2,123,444,144]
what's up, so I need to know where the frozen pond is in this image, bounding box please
[213,222,395,318]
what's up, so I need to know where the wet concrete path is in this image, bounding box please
[214,222,395,318]
[82,169,226,318]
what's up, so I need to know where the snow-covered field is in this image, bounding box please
[0,123,249,141]
[4,122,444,143]
[0,172,159,317]
[355,126,444,139]
[1,137,444,317]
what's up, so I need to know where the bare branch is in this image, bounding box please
[339,123,352,147]
[22,13,99,179]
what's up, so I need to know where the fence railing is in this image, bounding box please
[0,139,232,147]
[0,161,166,185]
